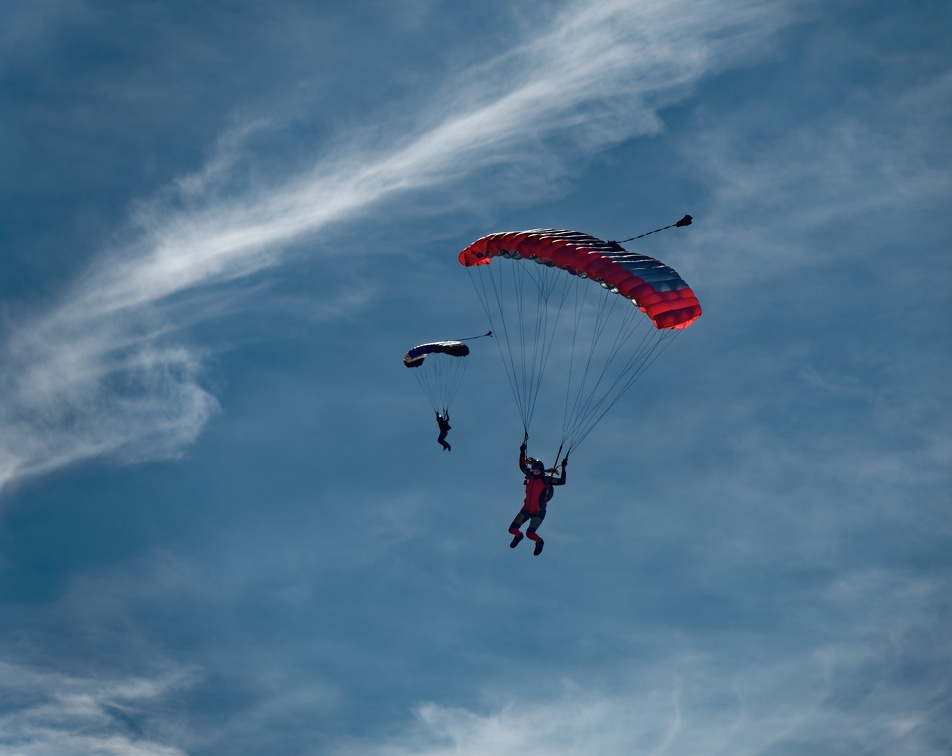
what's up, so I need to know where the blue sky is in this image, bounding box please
[1,0,950,753]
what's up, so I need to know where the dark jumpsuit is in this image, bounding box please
[436,413,451,451]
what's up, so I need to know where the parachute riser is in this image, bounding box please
[553,442,564,471]
[524,440,566,472]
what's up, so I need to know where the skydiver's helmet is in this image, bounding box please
[527,458,545,476]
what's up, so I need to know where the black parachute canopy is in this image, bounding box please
[403,341,470,368]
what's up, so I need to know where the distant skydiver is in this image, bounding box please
[436,411,452,451]
[508,433,567,556]
[404,339,480,453]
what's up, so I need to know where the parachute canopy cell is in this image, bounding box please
[403,340,471,368]
[459,229,701,329]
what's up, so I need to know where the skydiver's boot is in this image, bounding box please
[527,530,544,556]
[509,528,524,548]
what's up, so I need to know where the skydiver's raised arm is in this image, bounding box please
[550,456,568,486]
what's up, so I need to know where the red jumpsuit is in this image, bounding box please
[509,446,566,555]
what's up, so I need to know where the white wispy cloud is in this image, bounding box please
[4,567,945,754]
[328,572,951,756]
[0,0,802,496]
[675,53,952,291]
[0,660,196,756]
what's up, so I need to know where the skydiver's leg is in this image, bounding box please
[526,515,545,556]
[509,510,528,547]
[438,429,451,451]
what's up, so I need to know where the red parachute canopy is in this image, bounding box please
[459,229,701,329]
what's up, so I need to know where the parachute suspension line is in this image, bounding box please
[521,261,574,431]
[468,265,528,430]
[467,258,575,436]
[509,259,563,431]
[519,263,537,427]
[578,298,648,420]
[556,285,684,454]
[563,307,652,451]
[511,260,534,428]
[439,353,468,414]
[468,259,544,431]
[411,369,435,413]
[560,276,588,448]
[466,253,683,455]
[461,225,697,459]
[568,329,681,453]
[610,328,681,410]
[411,351,469,416]
[516,262,534,426]
[560,280,609,447]
[566,312,657,449]
[471,256,671,454]
[562,291,632,449]
[614,214,693,245]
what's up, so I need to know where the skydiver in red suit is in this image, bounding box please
[436,411,451,451]
[509,433,567,556]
